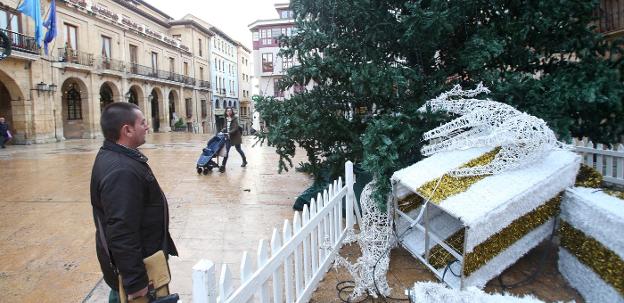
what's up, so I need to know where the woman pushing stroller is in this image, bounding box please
[219,107,248,172]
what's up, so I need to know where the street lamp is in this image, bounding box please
[48,84,57,93]
[36,82,48,92]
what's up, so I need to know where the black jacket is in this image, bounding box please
[90,141,178,293]
[0,122,9,137]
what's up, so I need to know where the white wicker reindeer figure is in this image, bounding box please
[334,181,395,299]
[418,83,559,177]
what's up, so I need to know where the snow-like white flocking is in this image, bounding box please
[418,83,560,177]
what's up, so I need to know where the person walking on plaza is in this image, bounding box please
[219,107,247,172]
[0,117,11,148]
[90,103,178,302]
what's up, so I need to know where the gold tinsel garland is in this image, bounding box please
[604,189,624,200]
[428,228,465,269]
[398,194,424,213]
[424,195,561,276]
[462,195,562,276]
[416,147,501,204]
[574,164,624,200]
[575,164,603,188]
[559,221,624,296]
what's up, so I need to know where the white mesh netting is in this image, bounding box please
[334,181,395,299]
[418,83,559,177]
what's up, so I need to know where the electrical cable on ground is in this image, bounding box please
[497,216,559,290]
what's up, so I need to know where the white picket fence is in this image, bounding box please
[573,139,624,186]
[192,161,358,303]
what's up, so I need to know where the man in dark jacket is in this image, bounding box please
[90,103,178,302]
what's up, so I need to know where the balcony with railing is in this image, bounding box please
[94,57,125,72]
[58,48,94,66]
[127,63,190,84]
[1,28,39,54]
[198,80,211,89]
[182,76,196,86]
[595,0,624,34]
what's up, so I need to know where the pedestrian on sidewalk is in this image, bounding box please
[90,103,178,303]
[0,117,11,148]
[219,106,247,172]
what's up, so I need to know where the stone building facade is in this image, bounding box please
[0,0,220,144]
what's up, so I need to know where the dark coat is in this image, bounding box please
[0,122,9,137]
[90,141,178,294]
[225,116,242,145]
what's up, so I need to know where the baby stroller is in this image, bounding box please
[196,132,228,175]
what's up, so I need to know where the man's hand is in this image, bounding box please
[127,286,149,300]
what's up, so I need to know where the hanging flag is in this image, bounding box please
[17,0,44,47]
[43,0,57,55]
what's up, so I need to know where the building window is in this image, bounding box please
[173,34,181,40]
[223,100,226,108]
[0,9,21,32]
[201,99,207,117]
[66,84,82,120]
[184,62,189,76]
[101,36,111,58]
[198,38,203,57]
[185,98,192,118]
[129,45,138,73]
[260,29,272,45]
[262,53,273,72]
[129,45,137,63]
[281,11,288,19]
[282,56,294,69]
[274,80,284,97]
[151,52,158,71]
[252,31,259,41]
[64,23,78,49]
[169,57,175,73]
[199,67,204,81]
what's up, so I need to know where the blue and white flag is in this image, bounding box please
[43,0,57,55]
[17,0,44,47]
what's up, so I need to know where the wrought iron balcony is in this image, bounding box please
[198,80,211,89]
[58,48,94,66]
[95,57,124,72]
[182,76,196,86]
[127,63,188,83]
[1,28,39,54]
[127,62,158,78]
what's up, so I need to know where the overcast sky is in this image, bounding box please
[144,0,287,49]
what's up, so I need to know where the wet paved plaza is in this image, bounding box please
[0,133,313,303]
[0,133,583,303]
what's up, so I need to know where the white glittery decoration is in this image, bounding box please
[418,83,559,177]
[334,181,395,299]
